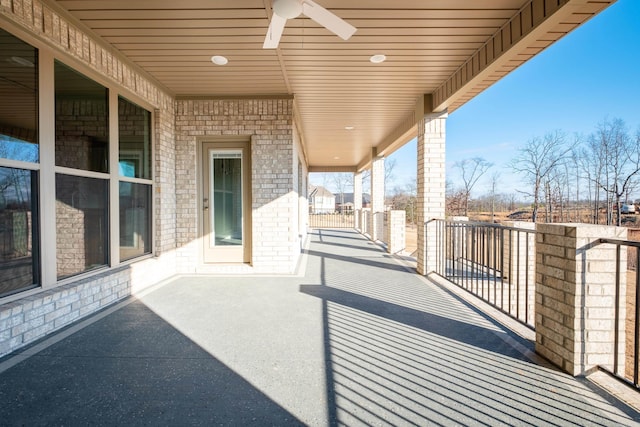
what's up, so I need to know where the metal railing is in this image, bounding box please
[596,237,640,389]
[309,211,355,229]
[432,219,536,328]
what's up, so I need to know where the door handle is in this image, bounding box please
[203,198,209,210]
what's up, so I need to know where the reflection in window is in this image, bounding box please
[55,174,108,279]
[0,28,38,163]
[0,167,39,296]
[212,154,242,246]
[55,61,108,173]
[119,182,151,261]
[119,97,151,179]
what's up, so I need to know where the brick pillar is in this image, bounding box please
[354,171,363,232]
[417,112,447,275]
[370,155,385,241]
[535,223,627,376]
[386,210,406,254]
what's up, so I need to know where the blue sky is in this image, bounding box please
[388,0,640,197]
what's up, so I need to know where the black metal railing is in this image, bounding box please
[432,219,536,328]
[596,237,640,389]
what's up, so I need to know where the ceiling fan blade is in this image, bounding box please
[302,0,356,41]
[263,13,287,48]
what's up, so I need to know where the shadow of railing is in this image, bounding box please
[302,230,640,426]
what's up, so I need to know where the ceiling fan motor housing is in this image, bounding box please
[273,0,303,19]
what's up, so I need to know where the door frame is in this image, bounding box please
[198,137,252,264]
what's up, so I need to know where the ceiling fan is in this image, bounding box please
[264,0,357,49]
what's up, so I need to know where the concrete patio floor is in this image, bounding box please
[0,229,639,426]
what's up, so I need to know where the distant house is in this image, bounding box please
[309,186,336,214]
[334,193,371,212]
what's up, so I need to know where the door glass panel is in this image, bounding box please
[210,152,242,247]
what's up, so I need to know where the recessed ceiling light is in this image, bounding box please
[345,126,355,130]
[211,55,228,65]
[369,54,387,64]
[333,156,340,160]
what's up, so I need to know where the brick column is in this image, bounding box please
[386,210,406,254]
[535,223,627,376]
[370,155,385,241]
[417,112,447,275]
[354,171,363,232]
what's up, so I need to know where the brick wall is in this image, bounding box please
[154,106,177,256]
[386,210,406,254]
[535,223,627,375]
[370,156,385,241]
[417,113,447,275]
[175,99,300,274]
[0,254,175,358]
[0,1,178,356]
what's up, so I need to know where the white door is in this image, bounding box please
[202,141,251,263]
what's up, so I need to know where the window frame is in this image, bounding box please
[0,28,41,297]
[0,22,156,299]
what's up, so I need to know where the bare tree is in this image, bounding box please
[510,131,573,223]
[488,171,501,223]
[361,157,397,196]
[446,179,467,216]
[453,157,493,216]
[587,118,640,226]
[332,172,353,212]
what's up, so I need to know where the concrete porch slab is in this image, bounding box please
[0,229,638,426]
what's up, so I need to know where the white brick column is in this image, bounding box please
[535,223,627,376]
[417,112,447,275]
[370,155,385,241]
[354,171,363,232]
[386,210,406,254]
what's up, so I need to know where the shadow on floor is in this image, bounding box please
[0,301,303,426]
[303,233,640,426]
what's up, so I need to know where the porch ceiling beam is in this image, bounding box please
[309,166,357,173]
[431,0,611,113]
[362,0,613,173]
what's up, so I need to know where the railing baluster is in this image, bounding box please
[614,244,621,376]
[516,230,521,320]
[430,219,534,330]
[635,247,640,387]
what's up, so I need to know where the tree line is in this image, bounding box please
[387,117,640,226]
[445,118,640,225]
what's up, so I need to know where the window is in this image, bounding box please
[0,27,155,295]
[55,175,108,279]
[0,29,40,295]
[119,182,151,260]
[119,97,152,260]
[0,167,39,296]
[119,97,151,179]
[55,61,109,279]
[55,61,108,173]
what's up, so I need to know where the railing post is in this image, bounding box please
[386,210,406,254]
[535,223,627,376]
